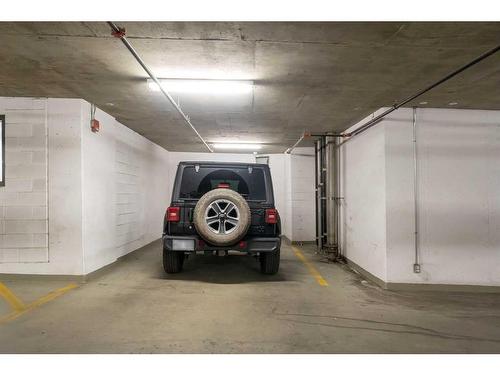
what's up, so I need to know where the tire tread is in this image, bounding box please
[260,248,280,275]
[163,250,184,273]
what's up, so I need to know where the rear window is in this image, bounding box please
[178,166,267,201]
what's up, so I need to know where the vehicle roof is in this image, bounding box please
[177,161,269,168]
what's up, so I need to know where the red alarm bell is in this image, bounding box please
[91,119,100,133]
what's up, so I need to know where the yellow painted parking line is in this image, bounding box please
[0,283,78,325]
[292,246,329,286]
[0,282,26,311]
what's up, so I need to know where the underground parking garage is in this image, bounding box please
[1,17,500,359]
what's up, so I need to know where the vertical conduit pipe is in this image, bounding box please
[413,107,421,273]
[332,136,338,249]
[334,136,341,257]
[314,135,342,255]
[325,136,340,252]
[325,136,335,248]
[320,137,327,247]
[321,137,329,246]
[315,139,322,251]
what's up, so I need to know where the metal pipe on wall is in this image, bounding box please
[308,134,342,257]
[321,137,328,247]
[312,134,342,256]
[412,107,421,273]
[315,139,323,251]
[319,137,327,247]
[325,136,337,249]
[333,136,341,256]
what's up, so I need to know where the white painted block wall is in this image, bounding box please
[266,150,315,242]
[289,148,316,242]
[0,97,171,275]
[81,103,171,274]
[0,98,48,264]
[0,98,85,274]
[340,120,387,281]
[341,107,500,287]
[47,99,85,275]
[385,108,500,286]
[266,154,289,239]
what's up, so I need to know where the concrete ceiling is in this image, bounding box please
[0,22,499,153]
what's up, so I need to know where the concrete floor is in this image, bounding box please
[1,241,499,353]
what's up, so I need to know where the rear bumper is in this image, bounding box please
[163,235,280,253]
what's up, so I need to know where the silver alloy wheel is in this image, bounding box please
[204,199,240,234]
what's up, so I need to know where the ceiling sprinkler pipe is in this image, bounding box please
[107,21,213,153]
[284,132,307,154]
[307,43,500,152]
[309,133,346,137]
[343,43,500,139]
[285,130,345,154]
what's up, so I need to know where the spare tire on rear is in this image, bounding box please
[193,188,251,246]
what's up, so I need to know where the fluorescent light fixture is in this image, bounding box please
[147,78,253,94]
[212,143,263,150]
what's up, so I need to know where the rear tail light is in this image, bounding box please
[166,206,180,222]
[265,208,278,224]
[218,182,230,188]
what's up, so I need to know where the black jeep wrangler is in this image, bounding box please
[163,161,281,274]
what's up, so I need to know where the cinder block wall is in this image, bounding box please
[288,148,315,242]
[341,107,500,288]
[0,97,172,276]
[81,103,171,274]
[340,109,388,282]
[259,152,315,242]
[0,98,48,264]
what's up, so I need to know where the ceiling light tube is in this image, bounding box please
[147,78,253,94]
[212,143,263,150]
